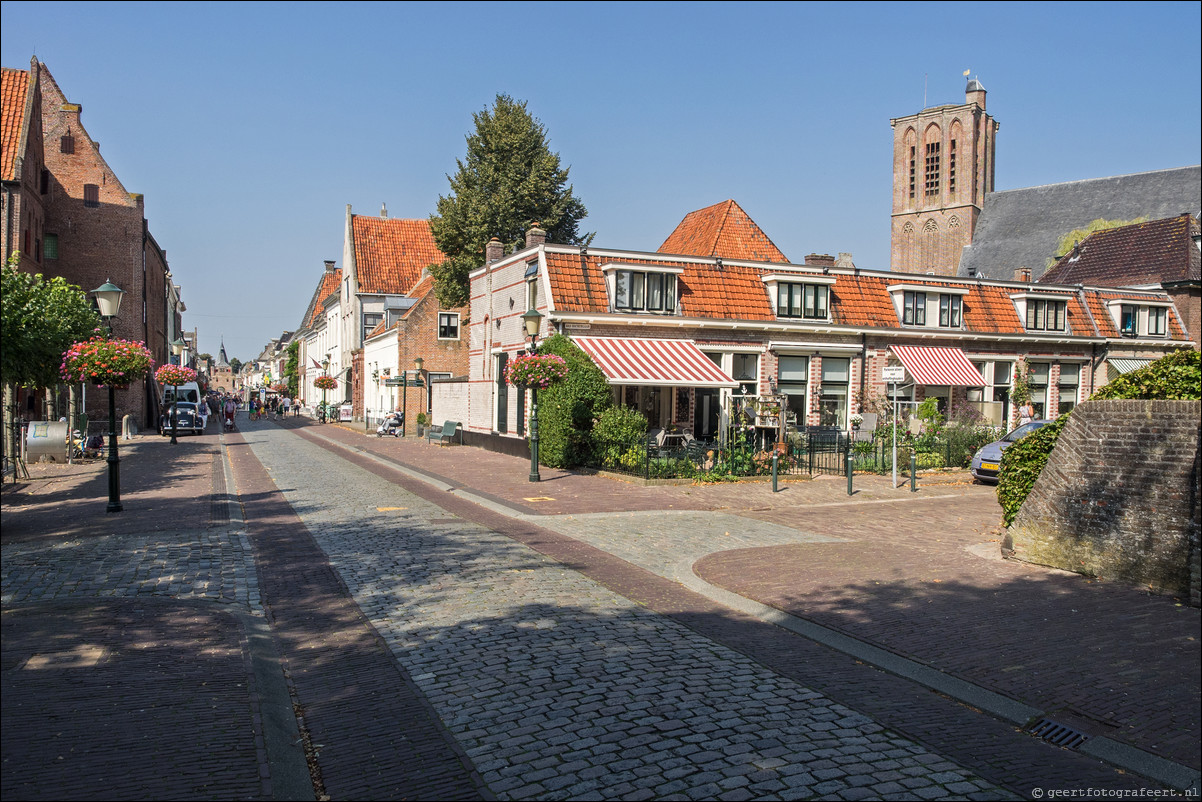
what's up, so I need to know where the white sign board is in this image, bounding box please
[881,366,905,382]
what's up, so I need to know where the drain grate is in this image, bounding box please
[1028,718,1089,749]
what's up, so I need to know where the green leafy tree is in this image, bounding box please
[284,341,300,397]
[1,256,101,389]
[228,357,243,374]
[533,333,611,468]
[429,94,591,308]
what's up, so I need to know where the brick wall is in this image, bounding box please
[1005,400,1201,604]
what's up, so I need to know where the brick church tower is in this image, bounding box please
[890,77,998,276]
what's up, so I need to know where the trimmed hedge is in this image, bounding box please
[533,333,613,468]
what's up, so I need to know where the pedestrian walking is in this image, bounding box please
[1018,400,1034,427]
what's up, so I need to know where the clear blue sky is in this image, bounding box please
[4,1,1199,362]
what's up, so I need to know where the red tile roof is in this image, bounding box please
[1040,214,1201,286]
[1,67,30,182]
[351,217,445,295]
[303,268,342,329]
[658,200,789,263]
[540,245,1188,342]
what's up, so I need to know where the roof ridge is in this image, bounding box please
[988,165,1202,196]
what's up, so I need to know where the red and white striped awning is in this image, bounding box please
[889,345,985,387]
[573,337,739,388]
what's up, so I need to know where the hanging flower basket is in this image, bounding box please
[155,364,198,387]
[505,353,568,389]
[270,382,289,394]
[61,337,154,388]
[314,375,338,391]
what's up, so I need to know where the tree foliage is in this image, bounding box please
[1,255,101,389]
[428,94,590,308]
[284,341,300,397]
[532,333,611,468]
[1046,217,1147,268]
[998,349,1201,527]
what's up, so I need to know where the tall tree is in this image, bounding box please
[429,94,590,308]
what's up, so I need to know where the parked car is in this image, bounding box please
[970,419,1052,483]
[159,401,205,436]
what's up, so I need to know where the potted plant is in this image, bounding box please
[415,411,428,436]
[850,412,864,431]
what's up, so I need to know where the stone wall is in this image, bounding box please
[1005,400,1201,603]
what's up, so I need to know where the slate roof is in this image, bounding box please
[351,216,444,295]
[958,166,1202,281]
[1039,214,1200,287]
[658,200,789,263]
[538,244,1188,341]
[1,67,30,181]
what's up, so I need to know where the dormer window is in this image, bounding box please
[1119,304,1137,337]
[939,294,962,327]
[1107,299,1170,338]
[1149,306,1168,336]
[903,291,926,325]
[1025,298,1066,331]
[604,264,681,313]
[777,282,828,319]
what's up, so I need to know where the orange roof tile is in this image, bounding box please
[1,67,30,182]
[303,268,342,329]
[658,200,789,263]
[352,217,445,295]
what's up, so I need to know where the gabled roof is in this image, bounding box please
[658,200,789,263]
[958,166,1202,281]
[536,244,1189,342]
[1,67,31,181]
[1039,214,1200,287]
[351,216,444,295]
[300,267,342,329]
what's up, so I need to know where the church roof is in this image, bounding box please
[658,200,789,263]
[351,216,444,295]
[1039,213,1200,287]
[958,165,1201,281]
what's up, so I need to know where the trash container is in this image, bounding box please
[26,421,70,463]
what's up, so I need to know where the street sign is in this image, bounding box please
[383,378,404,387]
[881,366,905,382]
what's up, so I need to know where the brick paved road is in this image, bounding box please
[243,418,1013,800]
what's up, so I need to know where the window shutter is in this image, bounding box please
[60,134,74,154]
[84,184,100,207]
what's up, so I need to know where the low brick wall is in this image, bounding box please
[1005,400,1201,603]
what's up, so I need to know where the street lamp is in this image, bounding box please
[521,307,543,482]
[320,355,330,422]
[169,338,186,444]
[414,357,424,424]
[91,279,126,513]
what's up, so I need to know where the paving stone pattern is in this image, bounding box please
[244,423,1010,800]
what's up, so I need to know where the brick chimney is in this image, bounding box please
[804,253,836,267]
[324,260,336,273]
[1015,267,1031,282]
[485,237,504,265]
[525,223,546,249]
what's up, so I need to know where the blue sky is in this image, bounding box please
[4,1,1199,361]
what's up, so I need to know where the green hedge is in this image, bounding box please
[534,333,613,468]
[998,349,1200,528]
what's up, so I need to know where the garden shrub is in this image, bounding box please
[592,405,648,472]
[997,349,1200,528]
[536,333,613,468]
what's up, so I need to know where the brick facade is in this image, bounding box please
[1005,400,1201,604]
[890,79,997,276]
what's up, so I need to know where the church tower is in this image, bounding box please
[890,77,998,276]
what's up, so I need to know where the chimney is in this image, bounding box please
[324,260,336,273]
[804,253,836,267]
[485,237,504,265]
[525,223,547,249]
[835,252,855,269]
[1015,267,1031,282]
[380,203,388,219]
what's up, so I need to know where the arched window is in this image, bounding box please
[923,124,942,199]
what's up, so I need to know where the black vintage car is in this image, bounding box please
[159,401,206,436]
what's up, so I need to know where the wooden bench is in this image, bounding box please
[425,420,463,446]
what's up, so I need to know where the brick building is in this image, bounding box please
[890,77,997,277]
[2,57,179,429]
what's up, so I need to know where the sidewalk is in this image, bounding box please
[300,418,1200,784]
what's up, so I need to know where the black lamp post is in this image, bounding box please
[414,357,424,427]
[521,307,543,482]
[320,355,330,422]
[91,279,126,513]
[169,338,185,444]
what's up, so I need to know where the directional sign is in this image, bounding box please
[383,378,404,387]
[881,366,905,382]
